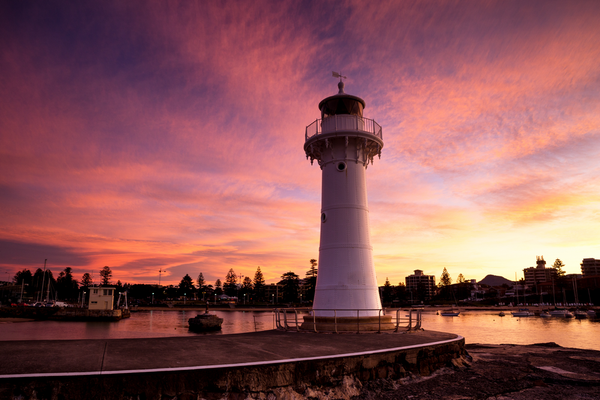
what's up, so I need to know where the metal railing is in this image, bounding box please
[305,115,383,141]
[274,308,422,333]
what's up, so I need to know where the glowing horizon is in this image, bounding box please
[1,1,599,287]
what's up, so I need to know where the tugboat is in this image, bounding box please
[188,304,223,332]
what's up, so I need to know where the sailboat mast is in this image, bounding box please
[515,272,518,305]
[39,259,47,303]
[45,271,51,303]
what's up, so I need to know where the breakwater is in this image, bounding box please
[0,306,129,321]
[0,330,464,399]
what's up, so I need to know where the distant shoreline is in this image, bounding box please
[131,305,597,312]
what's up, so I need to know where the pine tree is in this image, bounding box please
[457,273,465,284]
[253,266,265,300]
[178,274,194,296]
[439,268,452,287]
[214,279,223,296]
[197,272,206,289]
[224,268,238,296]
[304,259,318,302]
[99,266,112,286]
[81,272,93,288]
[553,259,566,277]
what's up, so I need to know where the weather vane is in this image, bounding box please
[332,71,347,82]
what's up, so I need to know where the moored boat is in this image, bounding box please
[188,313,223,332]
[511,308,534,317]
[574,310,587,319]
[549,309,574,318]
[587,309,597,318]
[540,311,551,318]
[440,309,460,316]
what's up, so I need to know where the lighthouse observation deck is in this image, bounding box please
[304,115,383,167]
[305,115,382,142]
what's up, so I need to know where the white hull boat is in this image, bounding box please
[512,309,534,317]
[549,309,574,318]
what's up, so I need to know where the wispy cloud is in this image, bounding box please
[1,1,599,285]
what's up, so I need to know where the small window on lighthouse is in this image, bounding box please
[337,162,347,172]
[321,212,327,223]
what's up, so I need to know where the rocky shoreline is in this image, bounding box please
[352,342,600,400]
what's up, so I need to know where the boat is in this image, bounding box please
[498,311,505,317]
[540,311,551,318]
[587,309,596,318]
[549,309,574,318]
[188,313,223,332]
[574,310,588,319]
[440,309,460,316]
[511,308,534,317]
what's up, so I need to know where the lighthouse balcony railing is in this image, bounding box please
[274,308,421,333]
[305,115,382,141]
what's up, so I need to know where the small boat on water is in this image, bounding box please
[540,311,551,318]
[587,310,597,318]
[574,310,588,319]
[549,309,574,318]
[188,313,223,332]
[440,309,460,316]
[498,311,505,317]
[511,308,534,317]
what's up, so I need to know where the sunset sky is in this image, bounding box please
[1,1,599,287]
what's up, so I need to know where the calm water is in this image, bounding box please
[1,310,599,351]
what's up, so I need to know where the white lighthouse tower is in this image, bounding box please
[302,75,391,330]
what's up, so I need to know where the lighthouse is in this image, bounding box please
[302,75,391,330]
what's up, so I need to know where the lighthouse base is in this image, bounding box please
[300,315,395,332]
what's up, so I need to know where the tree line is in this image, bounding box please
[11,265,120,303]
[172,259,318,304]
[9,260,319,305]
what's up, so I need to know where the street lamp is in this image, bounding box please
[151,292,154,305]
[184,293,186,305]
[272,293,274,304]
[243,293,246,305]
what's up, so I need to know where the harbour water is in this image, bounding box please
[1,309,599,351]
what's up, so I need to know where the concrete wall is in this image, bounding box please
[0,338,465,399]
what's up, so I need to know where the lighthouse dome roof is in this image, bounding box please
[318,82,366,119]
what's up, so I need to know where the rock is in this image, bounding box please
[355,343,600,399]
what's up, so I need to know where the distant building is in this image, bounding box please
[263,283,283,303]
[523,256,557,290]
[88,287,115,310]
[469,279,487,301]
[581,258,600,276]
[405,270,435,301]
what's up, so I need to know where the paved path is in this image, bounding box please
[0,330,460,377]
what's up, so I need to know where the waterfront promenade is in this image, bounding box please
[0,329,463,399]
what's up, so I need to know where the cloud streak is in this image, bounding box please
[1,0,599,286]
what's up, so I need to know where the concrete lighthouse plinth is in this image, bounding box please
[303,79,388,330]
[300,315,395,332]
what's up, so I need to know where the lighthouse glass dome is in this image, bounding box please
[319,95,364,119]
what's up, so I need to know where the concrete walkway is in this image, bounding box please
[0,329,460,378]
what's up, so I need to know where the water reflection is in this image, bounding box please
[1,310,598,350]
[423,311,600,350]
